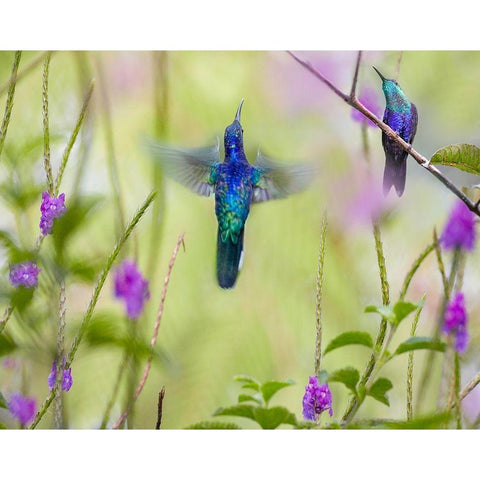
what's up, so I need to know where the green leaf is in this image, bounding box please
[365,305,395,322]
[10,286,35,313]
[392,301,423,326]
[213,404,256,421]
[394,337,446,356]
[0,392,6,409]
[238,393,262,405]
[260,380,294,404]
[324,331,373,355]
[0,421,6,429]
[430,143,480,175]
[187,421,240,429]
[383,412,452,429]
[0,333,16,357]
[367,377,393,406]
[253,406,297,429]
[328,367,360,393]
[234,374,261,392]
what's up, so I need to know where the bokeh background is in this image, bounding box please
[0,51,479,428]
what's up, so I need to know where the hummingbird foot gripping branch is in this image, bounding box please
[147,99,316,289]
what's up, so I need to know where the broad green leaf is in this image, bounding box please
[430,143,480,175]
[240,382,261,392]
[383,412,452,429]
[365,305,395,322]
[324,331,373,355]
[393,300,423,326]
[213,404,256,421]
[0,392,6,409]
[394,337,446,355]
[367,377,393,406]
[187,421,240,429]
[253,406,297,429]
[260,380,294,404]
[328,367,360,393]
[238,393,262,405]
[0,333,16,357]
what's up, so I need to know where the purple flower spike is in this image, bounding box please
[443,292,469,353]
[351,87,381,128]
[39,191,67,236]
[9,262,41,288]
[441,199,476,251]
[114,260,150,320]
[8,393,36,426]
[302,376,333,421]
[47,357,73,392]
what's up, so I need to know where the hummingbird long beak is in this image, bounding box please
[372,66,386,81]
[235,99,244,122]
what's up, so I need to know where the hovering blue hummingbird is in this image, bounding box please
[147,100,314,289]
[373,66,418,196]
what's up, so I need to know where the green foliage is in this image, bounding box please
[328,367,360,394]
[0,332,16,357]
[382,412,452,429]
[367,378,393,406]
[187,421,241,429]
[431,143,480,175]
[0,422,6,429]
[324,331,373,355]
[365,299,424,327]
[394,337,446,356]
[207,375,297,429]
[0,391,7,408]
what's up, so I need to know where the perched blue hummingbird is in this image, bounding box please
[373,66,418,196]
[147,100,314,289]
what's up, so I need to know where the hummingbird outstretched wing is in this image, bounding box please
[252,151,316,203]
[145,138,220,197]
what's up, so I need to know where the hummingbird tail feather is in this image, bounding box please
[383,156,406,197]
[217,228,244,289]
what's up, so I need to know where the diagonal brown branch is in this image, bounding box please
[112,233,185,429]
[350,51,362,99]
[287,51,480,218]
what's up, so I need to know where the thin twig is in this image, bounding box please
[0,51,21,160]
[314,210,328,377]
[287,51,480,218]
[54,280,67,428]
[0,51,48,96]
[112,232,185,429]
[156,386,166,429]
[350,51,362,99]
[54,79,95,196]
[29,191,156,429]
[42,52,54,195]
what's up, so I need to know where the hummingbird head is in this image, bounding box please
[373,66,410,110]
[224,99,244,152]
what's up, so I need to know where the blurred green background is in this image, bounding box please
[0,51,479,428]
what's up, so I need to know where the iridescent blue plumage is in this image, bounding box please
[147,100,314,289]
[373,67,418,196]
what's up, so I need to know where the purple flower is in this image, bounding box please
[351,87,381,128]
[47,357,73,392]
[8,393,36,426]
[114,260,150,319]
[441,199,476,251]
[302,376,333,421]
[443,292,469,353]
[39,191,67,235]
[9,261,41,288]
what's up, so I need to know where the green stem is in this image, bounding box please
[0,51,21,160]
[314,210,328,378]
[100,352,129,429]
[54,280,67,429]
[42,52,54,195]
[54,79,94,196]
[454,352,461,429]
[95,53,126,238]
[0,51,47,96]
[29,191,156,429]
